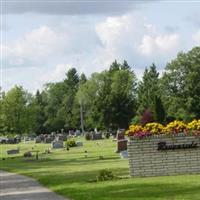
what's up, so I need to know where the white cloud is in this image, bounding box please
[193,30,200,45]
[3,13,188,93]
[95,13,181,69]
[139,34,180,56]
[41,64,72,83]
[4,26,69,67]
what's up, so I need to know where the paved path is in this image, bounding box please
[0,170,69,200]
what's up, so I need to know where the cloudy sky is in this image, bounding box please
[1,0,200,93]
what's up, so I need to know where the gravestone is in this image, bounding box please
[69,130,75,136]
[120,150,128,159]
[92,132,102,140]
[57,134,68,141]
[51,140,64,149]
[7,149,19,155]
[75,130,81,137]
[14,135,21,143]
[0,137,7,144]
[35,137,42,143]
[7,138,17,144]
[44,137,53,144]
[76,141,83,147]
[24,136,29,143]
[116,129,128,153]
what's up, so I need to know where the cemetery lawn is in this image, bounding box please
[1,138,200,200]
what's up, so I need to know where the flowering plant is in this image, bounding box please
[126,120,200,139]
[144,123,164,135]
[187,119,200,131]
[126,125,143,136]
[133,131,152,139]
[163,120,187,134]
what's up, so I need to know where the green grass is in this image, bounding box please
[1,138,200,200]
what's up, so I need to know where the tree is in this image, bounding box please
[153,96,165,124]
[161,47,200,120]
[63,68,80,129]
[0,87,5,134]
[2,86,27,134]
[44,82,66,132]
[109,69,137,129]
[121,60,131,71]
[76,60,137,130]
[109,60,120,73]
[33,90,47,134]
[137,64,160,115]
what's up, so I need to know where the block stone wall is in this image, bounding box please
[128,135,200,177]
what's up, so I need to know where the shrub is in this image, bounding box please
[131,115,140,125]
[66,140,76,148]
[141,109,154,125]
[96,169,114,181]
[24,151,32,158]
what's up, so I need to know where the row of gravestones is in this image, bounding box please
[35,133,68,144]
[0,135,21,144]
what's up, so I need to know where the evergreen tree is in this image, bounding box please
[137,63,159,115]
[153,96,165,124]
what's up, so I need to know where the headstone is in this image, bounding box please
[28,133,36,139]
[63,134,68,141]
[0,137,7,144]
[120,150,128,159]
[76,141,83,147]
[57,134,67,141]
[92,132,102,140]
[24,136,29,143]
[75,130,81,137]
[116,129,128,153]
[14,135,21,143]
[69,130,75,136]
[35,137,42,143]
[7,149,19,155]
[44,137,53,144]
[51,140,64,149]
[7,138,17,144]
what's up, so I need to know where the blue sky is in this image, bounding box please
[1,0,200,93]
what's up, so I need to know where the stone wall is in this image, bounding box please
[128,135,200,177]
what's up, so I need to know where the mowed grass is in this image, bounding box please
[0,138,200,200]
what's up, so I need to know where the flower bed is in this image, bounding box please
[126,120,200,139]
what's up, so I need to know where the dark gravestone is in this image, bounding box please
[7,138,17,144]
[92,133,102,140]
[0,137,7,144]
[57,134,67,141]
[116,129,128,153]
[44,137,53,144]
[7,149,19,155]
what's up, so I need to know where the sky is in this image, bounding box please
[1,0,200,93]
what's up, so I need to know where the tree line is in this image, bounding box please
[0,46,199,135]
